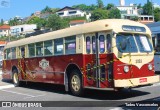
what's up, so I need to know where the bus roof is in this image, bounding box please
[5,19,151,49]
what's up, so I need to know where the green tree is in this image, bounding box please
[154,8,160,22]
[46,14,68,31]
[108,8,121,19]
[9,18,21,26]
[27,16,46,29]
[72,4,88,11]
[105,3,114,10]
[137,3,142,9]
[72,4,97,11]
[97,0,104,9]
[41,6,53,13]
[130,16,139,21]
[1,19,4,25]
[90,9,108,21]
[143,0,153,15]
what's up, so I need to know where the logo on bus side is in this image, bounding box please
[39,59,49,69]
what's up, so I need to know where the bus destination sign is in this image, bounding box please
[122,25,146,32]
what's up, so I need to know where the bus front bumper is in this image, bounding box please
[114,75,160,88]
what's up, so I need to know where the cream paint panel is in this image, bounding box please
[117,54,154,69]
[114,75,160,87]
[76,34,84,54]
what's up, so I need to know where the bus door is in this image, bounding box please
[98,32,114,88]
[85,34,97,87]
[19,46,26,80]
[85,32,113,88]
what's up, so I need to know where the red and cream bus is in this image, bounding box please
[2,19,160,96]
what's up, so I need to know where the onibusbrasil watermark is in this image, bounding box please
[0,0,10,8]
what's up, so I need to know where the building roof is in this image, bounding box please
[0,41,7,45]
[56,6,78,12]
[69,20,86,24]
[0,25,10,30]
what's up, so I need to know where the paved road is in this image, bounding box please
[0,72,160,110]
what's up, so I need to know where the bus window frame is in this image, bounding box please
[44,40,53,56]
[65,36,76,55]
[54,38,64,56]
[36,42,44,57]
[28,43,36,57]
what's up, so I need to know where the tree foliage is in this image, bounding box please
[97,0,104,9]
[108,8,121,19]
[46,14,69,31]
[9,17,22,26]
[105,3,114,10]
[41,6,53,13]
[72,4,97,11]
[27,16,46,29]
[90,9,108,21]
[154,8,160,22]
[143,1,153,15]
[0,36,25,42]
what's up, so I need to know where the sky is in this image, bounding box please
[0,0,159,20]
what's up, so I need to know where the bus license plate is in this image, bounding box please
[139,78,147,83]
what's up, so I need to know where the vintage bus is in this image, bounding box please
[2,19,160,96]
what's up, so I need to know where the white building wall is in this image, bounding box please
[57,10,85,17]
[10,24,37,36]
[0,30,10,36]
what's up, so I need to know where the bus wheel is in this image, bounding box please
[69,70,84,96]
[12,70,20,87]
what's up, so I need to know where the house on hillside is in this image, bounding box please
[10,24,37,37]
[117,0,154,24]
[56,6,91,20]
[0,25,10,37]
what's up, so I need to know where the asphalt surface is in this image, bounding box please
[0,72,160,110]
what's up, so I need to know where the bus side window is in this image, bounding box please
[44,40,53,56]
[54,38,63,55]
[86,36,91,54]
[28,44,35,57]
[7,48,11,59]
[21,47,25,58]
[65,36,76,54]
[11,47,16,59]
[99,35,105,53]
[106,34,111,53]
[36,42,43,56]
[92,36,96,54]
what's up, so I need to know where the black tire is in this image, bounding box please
[69,70,84,96]
[12,70,21,87]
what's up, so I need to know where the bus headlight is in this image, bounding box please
[148,64,152,70]
[124,66,129,73]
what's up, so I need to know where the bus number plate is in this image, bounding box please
[139,78,147,83]
[136,59,142,63]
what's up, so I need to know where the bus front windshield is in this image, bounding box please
[116,34,153,53]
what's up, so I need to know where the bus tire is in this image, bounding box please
[12,70,21,87]
[69,70,84,96]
